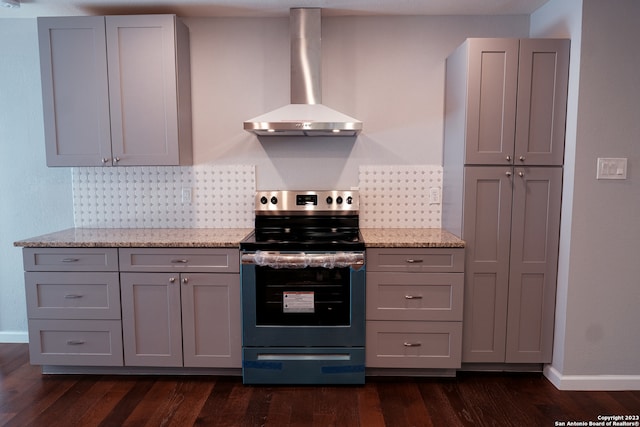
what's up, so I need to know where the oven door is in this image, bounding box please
[240,251,365,347]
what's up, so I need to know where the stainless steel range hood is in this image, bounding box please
[243,8,363,137]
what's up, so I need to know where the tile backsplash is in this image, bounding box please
[72,164,255,228]
[358,165,442,228]
[72,164,441,229]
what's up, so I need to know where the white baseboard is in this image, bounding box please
[545,365,640,390]
[0,331,29,343]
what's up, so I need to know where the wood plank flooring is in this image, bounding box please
[1,344,639,426]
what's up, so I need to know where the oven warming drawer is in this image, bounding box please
[242,347,365,385]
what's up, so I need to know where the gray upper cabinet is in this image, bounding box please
[38,15,192,167]
[444,38,569,166]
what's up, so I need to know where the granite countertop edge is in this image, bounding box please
[14,227,465,249]
[13,228,254,249]
[361,228,465,248]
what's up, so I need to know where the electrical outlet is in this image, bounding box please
[181,187,192,203]
[429,187,441,204]
[596,158,628,180]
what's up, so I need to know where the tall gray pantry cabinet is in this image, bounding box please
[37,15,192,167]
[443,38,570,364]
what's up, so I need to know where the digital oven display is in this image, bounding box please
[296,194,318,206]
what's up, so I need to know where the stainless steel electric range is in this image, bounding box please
[239,190,366,385]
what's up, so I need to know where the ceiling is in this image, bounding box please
[1,0,552,19]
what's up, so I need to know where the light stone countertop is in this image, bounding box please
[14,227,464,249]
[361,228,465,248]
[13,228,254,248]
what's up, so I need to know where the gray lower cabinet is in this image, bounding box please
[22,247,241,370]
[365,248,465,369]
[37,14,192,167]
[119,248,241,368]
[23,248,123,366]
[460,166,562,363]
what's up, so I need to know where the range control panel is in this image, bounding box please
[255,190,359,214]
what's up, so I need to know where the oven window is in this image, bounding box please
[255,266,351,326]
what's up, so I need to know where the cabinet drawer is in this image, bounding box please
[25,272,121,320]
[28,319,123,366]
[366,248,464,273]
[119,248,239,273]
[366,321,462,369]
[23,248,118,272]
[366,272,463,321]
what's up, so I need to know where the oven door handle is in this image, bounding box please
[242,251,365,269]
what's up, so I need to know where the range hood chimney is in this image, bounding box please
[243,8,363,137]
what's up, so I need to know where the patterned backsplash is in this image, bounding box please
[72,164,255,228]
[71,164,442,228]
[358,165,442,228]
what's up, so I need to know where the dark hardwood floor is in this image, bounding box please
[1,344,639,426]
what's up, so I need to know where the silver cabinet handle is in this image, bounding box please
[405,259,423,264]
[518,171,525,177]
[403,342,422,347]
[113,157,120,163]
[506,155,512,161]
[62,258,79,263]
[182,277,189,284]
[404,295,423,300]
[505,171,512,177]
[101,157,110,164]
[64,294,83,299]
[66,340,85,345]
[171,259,188,264]
[169,277,176,283]
[519,155,526,161]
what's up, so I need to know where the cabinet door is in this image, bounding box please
[38,16,113,166]
[461,166,513,363]
[181,273,241,368]
[464,39,519,165]
[506,167,563,363]
[105,15,181,166]
[514,39,570,166]
[120,272,183,366]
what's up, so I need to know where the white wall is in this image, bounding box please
[184,15,529,189]
[533,0,640,390]
[0,19,74,341]
[0,14,532,338]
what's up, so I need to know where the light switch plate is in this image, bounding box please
[596,157,628,180]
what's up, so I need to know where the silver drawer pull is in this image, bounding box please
[406,259,423,264]
[66,340,85,345]
[404,295,423,300]
[170,259,188,264]
[403,342,422,347]
[64,294,83,299]
[62,258,80,263]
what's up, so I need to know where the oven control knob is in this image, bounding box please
[270,196,278,205]
[260,196,268,205]
[336,196,343,204]
[326,196,333,204]
[346,196,353,204]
